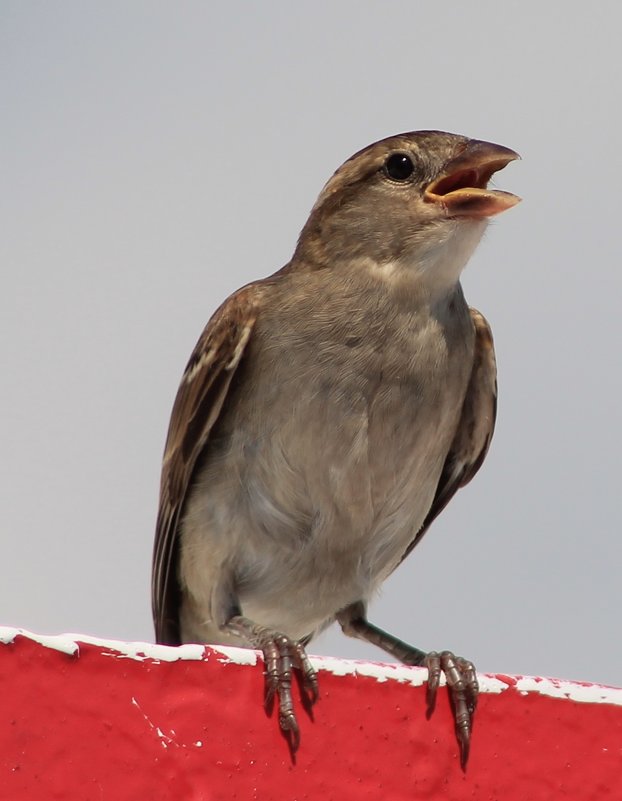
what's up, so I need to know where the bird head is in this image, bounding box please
[294,131,520,295]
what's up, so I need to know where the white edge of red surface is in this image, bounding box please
[1,624,620,707]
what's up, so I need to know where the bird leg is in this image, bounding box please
[224,615,319,752]
[337,602,478,769]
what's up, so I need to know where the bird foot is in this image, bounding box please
[261,629,319,751]
[225,616,318,753]
[336,607,479,768]
[424,650,478,769]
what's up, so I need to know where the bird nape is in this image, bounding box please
[152,130,520,769]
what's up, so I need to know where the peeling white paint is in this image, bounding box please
[2,626,621,707]
[0,627,205,662]
[212,644,258,666]
[514,676,622,706]
[0,626,80,656]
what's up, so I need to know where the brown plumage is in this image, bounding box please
[152,130,519,767]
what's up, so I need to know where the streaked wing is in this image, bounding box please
[152,285,259,644]
[399,308,497,564]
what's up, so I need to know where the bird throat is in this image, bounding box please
[380,218,489,301]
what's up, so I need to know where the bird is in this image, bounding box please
[152,130,520,768]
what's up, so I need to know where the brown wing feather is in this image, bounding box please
[152,285,259,644]
[399,308,497,564]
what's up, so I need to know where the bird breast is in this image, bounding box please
[182,267,475,637]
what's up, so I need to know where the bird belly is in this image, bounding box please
[182,364,465,642]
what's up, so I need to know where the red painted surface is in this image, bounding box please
[1,633,621,800]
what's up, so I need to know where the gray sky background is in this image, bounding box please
[2,3,621,687]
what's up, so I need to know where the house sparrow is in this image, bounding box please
[152,131,520,767]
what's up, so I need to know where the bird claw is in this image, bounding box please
[425,650,478,769]
[259,629,318,752]
[279,709,301,752]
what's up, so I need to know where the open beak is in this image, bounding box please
[424,140,521,218]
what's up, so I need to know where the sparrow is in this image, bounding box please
[152,130,520,768]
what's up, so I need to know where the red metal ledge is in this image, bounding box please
[1,628,621,800]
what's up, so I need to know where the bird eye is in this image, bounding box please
[383,153,415,182]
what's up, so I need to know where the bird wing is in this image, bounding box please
[398,308,497,565]
[152,285,260,644]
